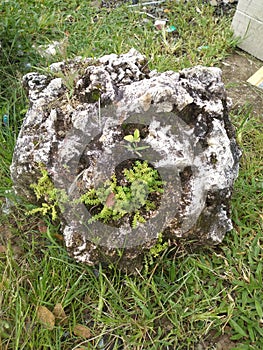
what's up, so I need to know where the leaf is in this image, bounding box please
[73,324,92,339]
[134,146,150,151]
[133,129,140,140]
[229,319,248,338]
[54,233,64,241]
[105,192,115,208]
[37,220,47,234]
[124,135,134,143]
[255,299,263,318]
[53,303,68,325]
[37,306,55,330]
[247,324,255,342]
[0,245,7,254]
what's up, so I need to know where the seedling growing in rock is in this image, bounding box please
[123,129,149,157]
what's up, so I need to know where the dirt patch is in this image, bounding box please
[196,327,238,350]
[220,49,263,118]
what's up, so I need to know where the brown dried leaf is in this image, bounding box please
[54,233,64,241]
[73,324,92,339]
[12,245,24,259]
[0,224,12,241]
[53,303,68,325]
[105,192,115,208]
[37,220,47,234]
[0,245,7,254]
[36,306,55,330]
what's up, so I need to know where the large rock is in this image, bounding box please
[11,49,241,271]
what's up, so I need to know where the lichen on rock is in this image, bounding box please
[10,48,241,271]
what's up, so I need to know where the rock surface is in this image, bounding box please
[11,48,241,271]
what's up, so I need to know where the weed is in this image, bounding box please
[27,164,67,221]
[80,160,164,228]
[123,128,150,157]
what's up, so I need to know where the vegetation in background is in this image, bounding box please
[1,0,262,349]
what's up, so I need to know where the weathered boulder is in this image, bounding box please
[11,49,241,271]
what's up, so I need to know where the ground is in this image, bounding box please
[221,49,263,118]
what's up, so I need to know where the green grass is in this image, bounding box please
[1,0,262,349]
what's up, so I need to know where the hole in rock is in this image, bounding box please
[83,159,164,229]
[121,123,149,138]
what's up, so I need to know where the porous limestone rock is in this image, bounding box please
[11,48,241,271]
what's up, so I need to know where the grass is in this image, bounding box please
[0,0,262,349]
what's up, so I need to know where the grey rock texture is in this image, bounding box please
[11,49,241,271]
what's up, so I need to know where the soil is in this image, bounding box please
[220,49,263,118]
[195,327,237,350]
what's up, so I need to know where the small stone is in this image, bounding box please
[210,0,218,6]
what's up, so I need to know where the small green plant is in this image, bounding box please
[149,232,169,259]
[27,164,66,221]
[144,232,169,271]
[80,160,164,228]
[123,129,149,157]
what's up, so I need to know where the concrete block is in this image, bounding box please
[232,0,263,61]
